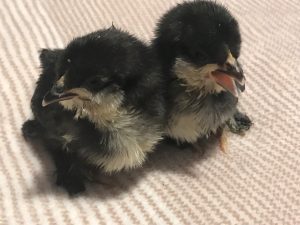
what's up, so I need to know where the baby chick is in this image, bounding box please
[22,27,166,195]
[152,1,252,149]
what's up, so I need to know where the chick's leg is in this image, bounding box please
[44,139,86,196]
[22,119,44,139]
[227,110,252,135]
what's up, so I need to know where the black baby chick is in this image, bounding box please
[22,27,166,195]
[153,1,252,149]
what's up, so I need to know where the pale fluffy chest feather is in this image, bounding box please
[166,91,237,143]
[60,98,162,172]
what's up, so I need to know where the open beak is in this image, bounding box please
[211,52,245,97]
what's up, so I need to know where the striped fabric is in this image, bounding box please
[0,0,299,224]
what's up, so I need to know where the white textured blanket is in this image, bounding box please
[0,0,299,224]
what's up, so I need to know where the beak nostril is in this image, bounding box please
[225,63,234,71]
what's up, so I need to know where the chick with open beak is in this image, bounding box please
[153,1,252,150]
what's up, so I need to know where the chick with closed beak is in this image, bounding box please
[22,27,166,195]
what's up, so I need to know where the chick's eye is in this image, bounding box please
[84,76,112,92]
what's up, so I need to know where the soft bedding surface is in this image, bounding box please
[0,0,299,224]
